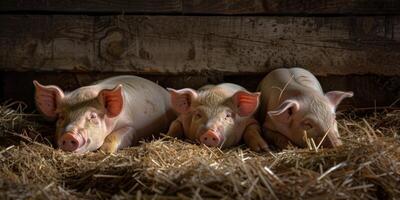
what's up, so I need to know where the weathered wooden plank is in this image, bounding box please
[183,0,400,15]
[1,15,400,76]
[0,0,182,13]
[1,0,400,14]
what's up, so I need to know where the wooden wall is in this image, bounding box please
[0,0,399,109]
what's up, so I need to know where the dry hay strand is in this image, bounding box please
[0,101,53,147]
[0,103,399,199]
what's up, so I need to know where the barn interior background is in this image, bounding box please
[1,0,400,108]
[0,0,399,199]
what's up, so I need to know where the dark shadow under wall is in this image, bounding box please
[1,72,399,112]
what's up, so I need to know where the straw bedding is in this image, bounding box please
[0,102,399,199]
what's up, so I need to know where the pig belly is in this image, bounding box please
[127,105,172,144]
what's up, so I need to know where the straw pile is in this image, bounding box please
[0,102,399,200]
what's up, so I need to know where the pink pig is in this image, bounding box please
[34,75,175,153]
[166,83,269,151]
[258,68,353,149]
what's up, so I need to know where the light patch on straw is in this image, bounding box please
[93,174,123,178]
[316,125,332,150]
[43,182,55,190]
[310,138,318,153]
[0,145,15,155]
[193,188,203,200]
[244,177,259,197]
[363,119,378,140]
[263,165,284,185]
[219,138,226,150]
[347,184,375,191]
[258,170,279,200]
[99,155,111,164]
[151,158,161,167]
[303,130,313,151]
[318,162,347,181]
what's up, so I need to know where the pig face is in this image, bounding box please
[33,81,123,153]
[268,91,353,148]
[169,88,259,148]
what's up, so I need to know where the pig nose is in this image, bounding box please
[321,137,343,148]
[199,130,222,147]
[59,132,83,152]
[329,138,343,147]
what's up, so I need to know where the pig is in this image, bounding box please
[166,83,269,152]
[258,68,353,149]
[33,75,175,153]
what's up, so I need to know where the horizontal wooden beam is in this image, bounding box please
[1,0,400,15]
[183,0,400,15]
[0,0,182,13]
[0,15,400,76]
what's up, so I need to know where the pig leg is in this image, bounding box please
[243,124,269,152]
[166,120,184,138]
[263,129,292,150]
[100,126,136,153]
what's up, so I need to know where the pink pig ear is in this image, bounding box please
[325,91,354,110]
[167,88,198,114]
[268,99,300,123]
[232,91,260,117]
[33,80,64,119]
[99,84,123,118]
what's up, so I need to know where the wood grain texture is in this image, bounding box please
[1,0,400,14]
[183,0,400,15]
[1,15,400,75]
[0,0,182,13]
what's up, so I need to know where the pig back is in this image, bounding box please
[289,68,323,93]
[98,76,175,139]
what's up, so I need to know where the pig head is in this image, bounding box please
[33,81,123,153]
[259,68,353,149]
[168,86,261,149]
[267,90,353,148]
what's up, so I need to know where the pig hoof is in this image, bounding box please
[100,142,118,154]
[249,141,270,152]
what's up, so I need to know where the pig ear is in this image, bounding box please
[325,91,354,110]
[167,88,198,114]
[268,99,300,123]
[232,91,260,117]
[33,80,64,119]
[99,84,123,118]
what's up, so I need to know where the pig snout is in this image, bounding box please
[199,130,223,147]
[320,134,343,148]
[58,132,85,152]
[325,137,343,148]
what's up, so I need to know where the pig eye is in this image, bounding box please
[89,112,98,119]
[303,122,313,130]
[225,113,232,119]
[89,112,99,125]
[194,112,202,119]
